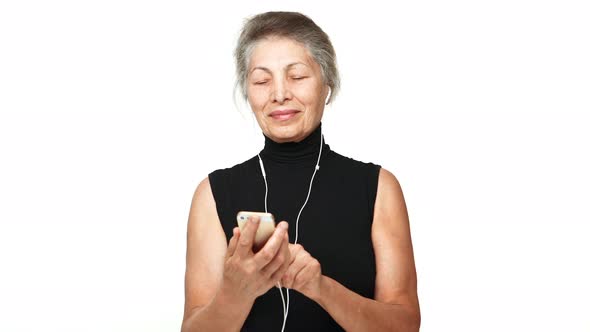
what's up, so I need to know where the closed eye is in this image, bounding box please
[292,76,307,80]
[254,81,268,85]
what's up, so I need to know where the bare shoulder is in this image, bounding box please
[372,167,410,249]
[376,167,404,202]
[192,176,216,210]
[183,176,227,318]
[373,167,409,226]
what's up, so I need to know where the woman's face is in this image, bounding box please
[247,36,330,143]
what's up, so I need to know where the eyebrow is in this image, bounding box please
[249,62,309,75]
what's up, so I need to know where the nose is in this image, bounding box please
[271,78,292,104]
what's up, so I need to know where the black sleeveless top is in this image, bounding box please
[208,122,381,331]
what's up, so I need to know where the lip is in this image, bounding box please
[269,109,301,121]
[270,109,300,116]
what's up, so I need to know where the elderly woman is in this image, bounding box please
[182,11,420,332]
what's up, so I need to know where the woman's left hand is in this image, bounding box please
[280,243,323,301]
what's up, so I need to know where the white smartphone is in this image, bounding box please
[236,211,276,253]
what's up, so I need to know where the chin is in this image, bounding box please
[268,124,302,142]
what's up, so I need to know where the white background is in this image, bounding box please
[1,1,589,331]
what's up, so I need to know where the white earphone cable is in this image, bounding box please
[256,127,323,332]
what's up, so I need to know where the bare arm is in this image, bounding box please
[312,168,421,331]
[180,177,253,332]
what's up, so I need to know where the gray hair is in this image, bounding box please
[234,11,340,104]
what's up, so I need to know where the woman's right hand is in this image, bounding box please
[221,216,291,302]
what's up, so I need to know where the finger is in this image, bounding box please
[287,243,303,265]
[260,232,289,278]
[281,249,310,288]
[235,216,260,258]
[271,255,291,286]
[292,259,321,290]
[226,227,240,258]
[253,221,288,268]
[270,236,292,284]
[281,233,291,264]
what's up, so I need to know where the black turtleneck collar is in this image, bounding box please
[259,122,330,165]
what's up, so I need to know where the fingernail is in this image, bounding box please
[250,216,259,223]
[280,222,288,230]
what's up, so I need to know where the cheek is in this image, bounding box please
[293,84,323,106]
[247,87,269,110]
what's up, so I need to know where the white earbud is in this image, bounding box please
[325,87,332,105]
